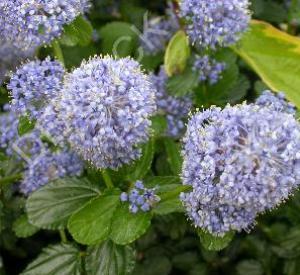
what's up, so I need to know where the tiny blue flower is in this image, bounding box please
[120,180,161,214]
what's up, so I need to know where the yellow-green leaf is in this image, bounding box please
[164,31,190,76]
[234,20,300,108]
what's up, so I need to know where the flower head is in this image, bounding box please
[20,149,83,194]
[1,0,90,49]
[181,103,300,235]
[120,180,160,213]
[8,58,65,119]
[256,90,296,115]
[150,67,192,137]
[193,55,226,85]
[179,0,250,49]
[41,56,156,169]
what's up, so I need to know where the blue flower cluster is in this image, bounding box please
[120,181,160,213]
[179,0,250,49]
[181,103,300,235]
[256,90,296,115]
[140,5,179,54]
[150,67,192,137]
[0,106,19,155]
[193,55,226,85]
[20,149,83,195]
[13,131,44,160]
[0,38,35,84]
[39,56,156,169]
[1,0,90,49]
[8,58,65,119]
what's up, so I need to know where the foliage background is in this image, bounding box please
[1,0,300,274]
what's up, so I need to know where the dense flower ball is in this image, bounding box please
[1,0,90,49]
[120,181,160,213]
[20,149,83,194]
[193,55,226,85]
[140,6,179,54]
[41,56,156,169]
[8,58,65,119]
[181,103,300,235]
[256,90,296,115]
[179,0,250,49]
[150,67,192,137]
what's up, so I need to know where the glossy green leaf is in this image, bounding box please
[13,214,39,238]
[166,68,199,97]
[110,204,151,245]
[21,244,82,275]
[164,138,182,176]
[234,20,300,108]
[18,116,35,136]
[165,31,190,76]
[198,230,235,251]
[99,22,138,57]
[126,139,155,181]
[60,16,93,46]
[26,178,101,230]
[85,241,135,275]
[68,190,120,245]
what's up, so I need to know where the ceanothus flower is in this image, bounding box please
[179,0,250,49]
[193,55,226,85]
[140,5,179,54]
[13,130,44,159]
[181,103,300,236]
[256,90,296,115]
[1,0,90,49]
[150,67,192,137]
[8,58,65,119]
[0,38,35,84]
[41,56,156,169]
[120,181,160,213]
[20,149,83,195]
[0,106,19,155]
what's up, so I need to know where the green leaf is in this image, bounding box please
[126,139,155,181]
[26,178,101,230]
[144,176,188,215]
[13,214,39,238]
[166,68,199,97]
[60,16,93,46]
[151,115,167,137]
[198,230,235,251]
[110,204,151,245]
[234,20,300,108]
[85,241,136,275]
[21,244,82,275]
[99,22,138,57]
[68,190,120,245]
[18,116,35,136]
[153,197,184,215]
[164,138,182,176]
[165,31,190,76]
[236,260,264,275]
